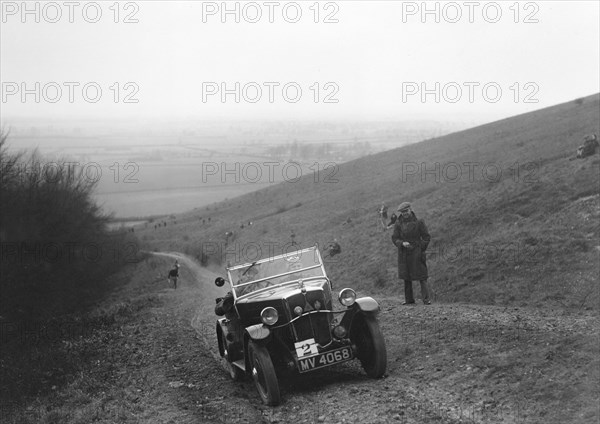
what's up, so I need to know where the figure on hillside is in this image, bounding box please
[167,262,180,289]
[378,203,397,229]
[326,239,342,258]
[378,203,389,220]
[576,133,599,159]
[391,202,432,305]
[386,212,398,229]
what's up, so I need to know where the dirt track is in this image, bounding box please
[147,252,598,424]
[3,229,596,424]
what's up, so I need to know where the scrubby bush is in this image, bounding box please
[0,130,138,321]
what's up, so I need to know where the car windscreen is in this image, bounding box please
[230,249,325,297]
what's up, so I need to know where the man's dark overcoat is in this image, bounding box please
[391,212,431,280]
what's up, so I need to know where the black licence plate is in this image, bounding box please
[297,347,353,373]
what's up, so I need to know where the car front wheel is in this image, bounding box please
[351,314,387,378]
[248,341,280,406]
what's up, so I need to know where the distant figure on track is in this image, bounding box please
[168,262,180,289]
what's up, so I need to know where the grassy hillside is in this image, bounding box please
[140,94,600,310]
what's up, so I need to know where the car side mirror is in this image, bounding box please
[215,277,225,287]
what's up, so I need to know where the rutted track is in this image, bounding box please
[151,252,593,423]
[150,252,599,424]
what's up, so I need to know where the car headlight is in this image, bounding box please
[261,307,279,325]
[338,288,356,307]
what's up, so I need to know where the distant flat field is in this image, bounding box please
[92,157,321,217]
[94,183,269,217]
[6,139,299,217]
[93,158,295,194]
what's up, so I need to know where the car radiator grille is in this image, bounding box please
[293,313,332,346]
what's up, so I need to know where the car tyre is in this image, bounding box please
[352,314,387,378]
[248,341,280,406]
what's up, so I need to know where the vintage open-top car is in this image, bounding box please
[213,246,387,405]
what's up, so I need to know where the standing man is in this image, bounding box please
[168,263,180,289]
[391,202,432,305]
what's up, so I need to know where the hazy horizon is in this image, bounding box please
[2,0,599,218]
[2,1,599,123]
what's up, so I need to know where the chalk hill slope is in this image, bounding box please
[142,94,600,310]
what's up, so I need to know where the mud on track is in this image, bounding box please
[153,252,599,424]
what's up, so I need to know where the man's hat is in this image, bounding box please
[397,202,411,212]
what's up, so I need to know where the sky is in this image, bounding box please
[1,0,599,122]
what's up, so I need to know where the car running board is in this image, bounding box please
[232,359,246,372]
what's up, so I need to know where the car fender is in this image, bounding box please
[216,319,228,357]
[245,323,271,341]
[243,324,271,374]
[355,297,380,313]
[339,297,381,330]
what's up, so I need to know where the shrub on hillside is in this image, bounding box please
[0,131,138,321]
